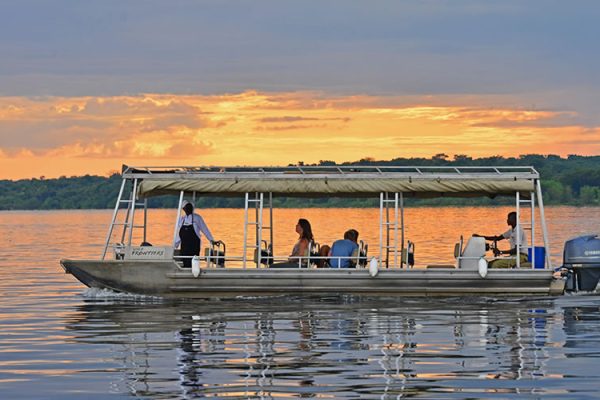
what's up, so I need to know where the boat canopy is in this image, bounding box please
[127,165,539,199]
[101,164,550,270]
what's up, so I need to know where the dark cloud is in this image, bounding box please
[259,116,320,123]
[0,118,114,149]
[465,110,578,129]
[0,96,206,150]
[257,124,327,132]
[1,1,598,105]
[258,115,350,123]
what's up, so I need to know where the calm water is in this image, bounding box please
[1,207,600,399]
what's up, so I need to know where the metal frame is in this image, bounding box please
[173,191,184,247]
[531,192,535,269]
[102,179,127,260]
[379,192,401,268]
[513,182,551,270]
[516,191,522,269]
[122,165,539,179]
[102,165,552,272]
[536,179,552,269]
[101,177,148,259]
[242,192,273,268]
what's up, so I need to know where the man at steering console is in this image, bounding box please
[473,211,528,268]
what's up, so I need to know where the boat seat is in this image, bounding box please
[453,236,464,267]
[253,240,273,266]
[401,241,415,267]
[458,236,486,270]
[204,240,226,267]
[352,240,368,267]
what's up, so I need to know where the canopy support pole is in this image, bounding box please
[269,192,273,256]
[536,180,552,269]
[400,192,404,267]
[143,197,148,244]
[256,192,264,268]
[379,193,384,267]
[516,191,521,269]
[243,193,249,268]
[101,178,126,260]
[172,191,184,248]
[531,191,535,269]
[127,178,138,247]
[394,192,399,268]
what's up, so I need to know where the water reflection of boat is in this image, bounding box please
[65,297,564,397]
[61,165,565,297]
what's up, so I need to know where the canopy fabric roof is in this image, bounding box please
[136,175,536,198]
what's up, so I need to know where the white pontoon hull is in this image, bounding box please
[60,259,565,298]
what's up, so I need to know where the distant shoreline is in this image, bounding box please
[1,154,599,209]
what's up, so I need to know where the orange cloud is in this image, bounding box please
[0,91,599,179]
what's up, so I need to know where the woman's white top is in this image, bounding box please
[174,213,214,248]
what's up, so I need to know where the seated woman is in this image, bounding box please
[271,218,314,268]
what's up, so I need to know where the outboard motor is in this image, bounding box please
[563,234,600,292]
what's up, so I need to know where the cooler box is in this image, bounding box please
[528,246,545,269]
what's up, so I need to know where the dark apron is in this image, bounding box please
[180,216,200,268]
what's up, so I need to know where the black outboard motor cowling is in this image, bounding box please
[563,234,600,292]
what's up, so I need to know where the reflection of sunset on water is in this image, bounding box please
[0,207,599,397]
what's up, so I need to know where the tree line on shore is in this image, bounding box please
[1,154,599,210]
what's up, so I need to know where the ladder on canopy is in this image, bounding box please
[243,192,273,268]
[379,192,404,268]
[102,177,148,260]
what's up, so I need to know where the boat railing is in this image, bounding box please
[174,254,370,269]
[122,164,539,179]
[112,243,548,270]
[111,241,371,269]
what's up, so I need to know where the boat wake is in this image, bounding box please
[563,289,600,297]
[82,287,164,302]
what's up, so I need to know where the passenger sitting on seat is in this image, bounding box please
[347,229,365,266]
[271,218,314,268]
[329,229,359,268]
[473,211,528,268]
[290,218,313,263]
[316,242,330,268]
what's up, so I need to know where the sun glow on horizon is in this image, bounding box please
[0,91,599,180]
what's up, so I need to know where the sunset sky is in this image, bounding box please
[1,1,599,180]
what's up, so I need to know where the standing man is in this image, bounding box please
[174,200,214,268]
[473,211,528,268]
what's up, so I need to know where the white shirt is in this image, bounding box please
[174,213,214,248]
[502,226,527,254]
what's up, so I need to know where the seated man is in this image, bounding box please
[329,229,359,268]
[473,211,528,268]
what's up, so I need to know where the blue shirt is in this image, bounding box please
[330,239,358,268]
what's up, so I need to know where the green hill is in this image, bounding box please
[0,154,599,210]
